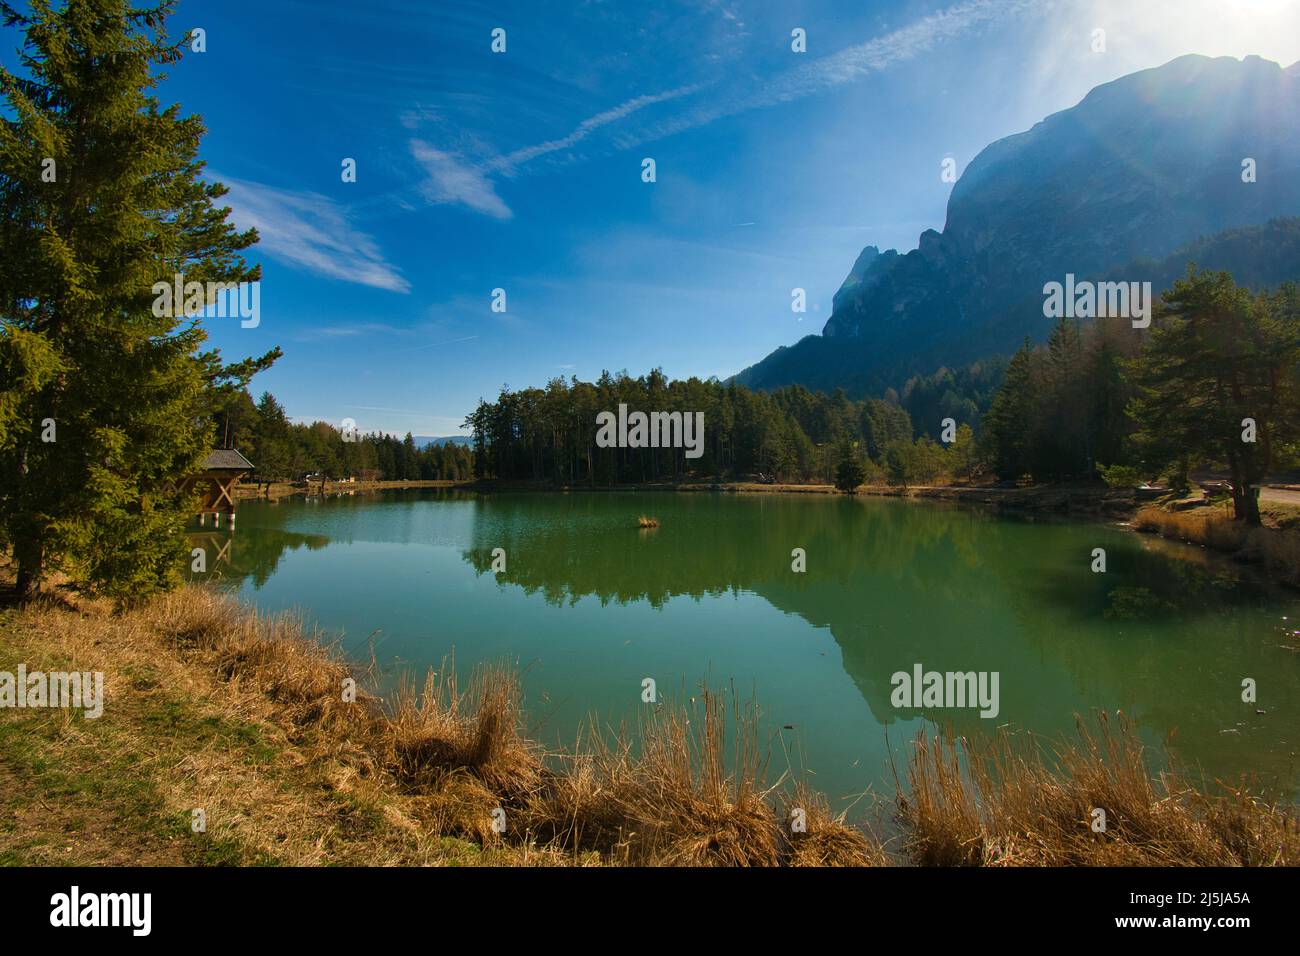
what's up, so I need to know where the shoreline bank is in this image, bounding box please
[462,477,1141,511]
[227,477,1300,589]
[1,576,1295,867]
[458,479,1299,587]
[234,478,469,501]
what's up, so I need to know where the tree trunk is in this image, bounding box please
[1230,480,1262,526]
[1241,485,1262,526]
[14,538,43,603]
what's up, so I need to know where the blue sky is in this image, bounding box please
[8,0,1300,436]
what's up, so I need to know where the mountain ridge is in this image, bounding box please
[735,54,1300,397]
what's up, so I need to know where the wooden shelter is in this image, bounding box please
[186,448,254,528]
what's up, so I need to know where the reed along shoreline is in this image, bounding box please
[1,567,1295,867]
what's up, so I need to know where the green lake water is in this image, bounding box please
[191,489,1300,804]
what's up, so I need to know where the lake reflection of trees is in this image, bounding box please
[461,493,985,606]
[462,492,1300,795]
[203,490,1300,797]
[461,492,1271,617]
[187,488,481,588]
[187,527,331,589]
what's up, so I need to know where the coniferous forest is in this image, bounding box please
[190,269,1300,539]
[209,390,474,483]
[460,271,1300,522]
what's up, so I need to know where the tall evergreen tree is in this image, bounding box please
[833,438,866,492]
[0,0,275,600]
[1129,270,1300,525]
[1033,316,1086,479]
[981,341,1035,481]
[252,392,292,479]
[1084,334,1131,470]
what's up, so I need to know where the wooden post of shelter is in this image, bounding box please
[184,449,255,530]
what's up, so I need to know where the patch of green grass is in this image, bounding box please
[330,791,389,838]
[0,640,281,865]
[1,713,169,828]
[141,698,280,765]
[120,661,164,691]
[1262,503,1300,531]
[158,811,279,867]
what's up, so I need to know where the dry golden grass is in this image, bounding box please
[518,691,796,865]
[1133,505,1249,551]
[384,663,540,793]
[898,713,1300,867]
[0,589,456,865]
[1134,504,1300,586]
[1,580,884,866]
[1251,526,1300,588]
[897,732,984,865]
[781,783,891,866]
[599,692,782,865]
[144,588,373,735]
[3,571,1296,866]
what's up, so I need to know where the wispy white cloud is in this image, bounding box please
[217,175,411,293]
[487,84,703,175]
[310,321,405,338]
[410,141,513,219]
[408,85,698,217]
[406,334,480,352]
[617,0,1036,147]
[411,1,1030,219]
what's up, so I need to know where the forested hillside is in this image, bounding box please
[465,370,912,484]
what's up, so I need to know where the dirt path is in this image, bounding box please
[235,479,468,501]
[1262,486,1300,506]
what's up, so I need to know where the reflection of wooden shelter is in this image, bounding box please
[189,531,233,567]
[186,449,254,528]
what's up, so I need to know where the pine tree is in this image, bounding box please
[981,340,1035,481]
[949,423,977,479]
[252,393,293,480]
[1085,335,1130,470]
[0,0,275,600]
[1130,270,1300,525]
[834,438,866,492]
[1034,316,1086,479]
